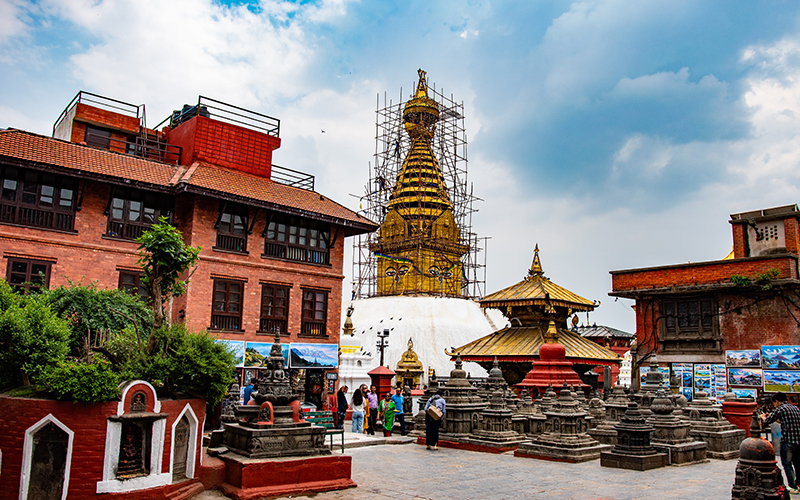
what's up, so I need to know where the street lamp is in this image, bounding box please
[376,329,390,366]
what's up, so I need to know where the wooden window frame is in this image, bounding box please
[264,214,330,265]
[210,279,244,332]
[258,284,290,336]
[118,271,148,300]
[214,202,248,253]
[6,258,51,293]
[300,289,328,337]
[0,166,77,231]
[106,187,174,241]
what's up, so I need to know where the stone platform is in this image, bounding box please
[416,436,518,454]
[600,451,667,471]
[515,441,610,463]
[222,421,328,459]
[218,453,355,500]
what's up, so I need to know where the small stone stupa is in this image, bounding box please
[515,383,611,462]
[462,385,526,450]
[440,356,486,439]
[648,389,708,465]
[687,390,745,459]
[600,402,667,471]
[587,397,618,446]
[731,412,789,500]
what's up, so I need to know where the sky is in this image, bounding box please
[4,0,800,333]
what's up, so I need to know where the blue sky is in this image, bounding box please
[4,0,800,333]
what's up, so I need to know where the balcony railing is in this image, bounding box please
[270,164,314,191]
[210,314,241,331]
[259,318,288,335]
[216,233,247,253]
[106,220,147,240]
[300,321,327,337]
[264,242,329,265]
[1,204,74,231]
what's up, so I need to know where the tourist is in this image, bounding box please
[366,385,379,435]
[424,390,446,450]
[762,392,800,494]
[336,385,349,430]
[243,377,257,405]
[391,386,406,435]
[351,386,366,433]
[379,392,396,437]
[359,385,371,434]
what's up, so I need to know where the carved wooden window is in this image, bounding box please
[6,258,51,293]
[106,187,173,240]
[662,298,715,336]
[0,166,76,231]
[215,202,248,253]
[259,284,289,335]
[301,289,327,337]
[211,279,243,331]
[264,214,330,265]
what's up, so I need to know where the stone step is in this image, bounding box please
[165,480,205,500]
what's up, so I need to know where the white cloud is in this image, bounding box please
[0,0,29,45]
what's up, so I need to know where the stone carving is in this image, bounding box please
[731,412,788,499]
[648,389,708,465]
[687,389,745,459]
[440,356,486,439]
[600,402,667,471]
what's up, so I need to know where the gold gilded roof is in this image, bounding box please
[480,245,596,311]
[454,326,621,364]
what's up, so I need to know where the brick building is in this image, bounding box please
[0,92,377,408]
[610,205,800,392]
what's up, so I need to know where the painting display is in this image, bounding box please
[216,339,245,367]
[289,343,339,369]
[639,366,669,387]
[244,342,291,368]
[727,367,764,387]
[712,364,727,400]
[762,346,800,369]
[694,364,711,392]
[726,349,762,367]
[764,370,800,393]
[731,388,757,399]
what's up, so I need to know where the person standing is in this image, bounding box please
[424,391,446,450]
[351,387,366,433]
[366,385,379,435]
[391,387,406,436]
[762,392,800,494]
[379,392,396,437]
[243,377,257,405]
[336,385,349,430]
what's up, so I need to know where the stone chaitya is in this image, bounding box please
[412,375,440,437]
[587,396,618,446]
[440,356,486,439]
[461,388,526,450]
[634,355,665,416]
[600,402,667,471]
[687,390,745,459]
[514,388,545,436]
[648,389,708,465]
[223,334,328,458]
[731,412,789,500]
[515,383,611,462]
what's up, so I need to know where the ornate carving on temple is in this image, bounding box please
[395,338,424,388]
[731,412,788,500]
[462,389,526,449]
[687,390,745,459]
[600,402,667,471]
[647,389,708,465]
[440,356,486,438]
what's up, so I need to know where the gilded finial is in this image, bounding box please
[528,244,543,278]
[415,69,429,99]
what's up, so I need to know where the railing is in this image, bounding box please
[300,321,327,337]
[211,314,241,331]
[53,91,141,137]
[263,242,329,265]
[158,96,280,138]
[84,130,182,165]
[259,318,287,335]
[106,220,147,240]
[1,203,73,231]
[216,233,247,253]
[270,164,315,191]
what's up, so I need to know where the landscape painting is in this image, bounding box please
[244,342,291,368]
[290,343,339,368]
[727,367,763,387]
[761,346,800,368]
[726,350,762,367]
[732,388,757,399]
[764,370,800,393]
[215,339,245,367]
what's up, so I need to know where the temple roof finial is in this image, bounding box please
[415,69,429,99]
[528,244,543,278]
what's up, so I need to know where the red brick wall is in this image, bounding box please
[732,223,747,258]
[611,255,799,293]
[167,116,280,177]
[72,102,140,134]
[786,217,800,254]
[0,395,205,500]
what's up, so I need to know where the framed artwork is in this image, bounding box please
[639,366,669,387]
[244,342,291,367]
[727,367,763,387]
[761,346,800,369]
[215,339,245,367]
[694,364,711,391]
[726,350,762,367]
[763,370,800,393]
[732,388,757,399]
[289,343,339,368]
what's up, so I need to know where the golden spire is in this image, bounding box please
[528,244,543,279]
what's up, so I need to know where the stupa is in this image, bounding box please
[600,402,667,471]
[515,383,611,462]
[461,389,526,451]
[731,412,789,500]
[687,390,745,459]
[338,305,372,402]
[586,397,618,446]
[648,389,708,465]
[440,356,486,439]
[395,338,424,388]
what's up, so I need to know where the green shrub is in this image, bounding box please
[0,281,71,389]
[36,359,120,402]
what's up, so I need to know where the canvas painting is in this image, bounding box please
[244,342,291,367]
[732,388,757,399]
[727,367,763,387]
[764,370,800,393]
[215,339,245,367]
[290,343,339,368]
[680,386,694,402]
[762,346,800,369]
[694,364,711,391]
[639,366,669,387]
[726,350,762,367]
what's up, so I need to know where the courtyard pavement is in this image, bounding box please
[197,436,747,500]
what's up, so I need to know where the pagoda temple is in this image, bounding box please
[454,246,621,387]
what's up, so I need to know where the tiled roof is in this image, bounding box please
[0,129,178,187]
[455,326,621,364]
[181,162,376,229]
[575,324,634,339]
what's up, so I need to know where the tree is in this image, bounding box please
[136,217,200,355]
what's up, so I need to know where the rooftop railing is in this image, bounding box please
[53,91,142,137]
[158,96,280,138]
[270,164,315,191]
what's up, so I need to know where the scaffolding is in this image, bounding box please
[352,80,486,300]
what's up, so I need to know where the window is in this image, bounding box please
[211,279,243,331]
[106,188,174,240]
[6,258,51,293]
[660,297,721,355]
[0,166,76,231]
[301,290,327,337]
[259,284,289,335]
[264,214,330,265]
[119,271,148,299]
[85,126,112,149]
[215,203,248,253]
